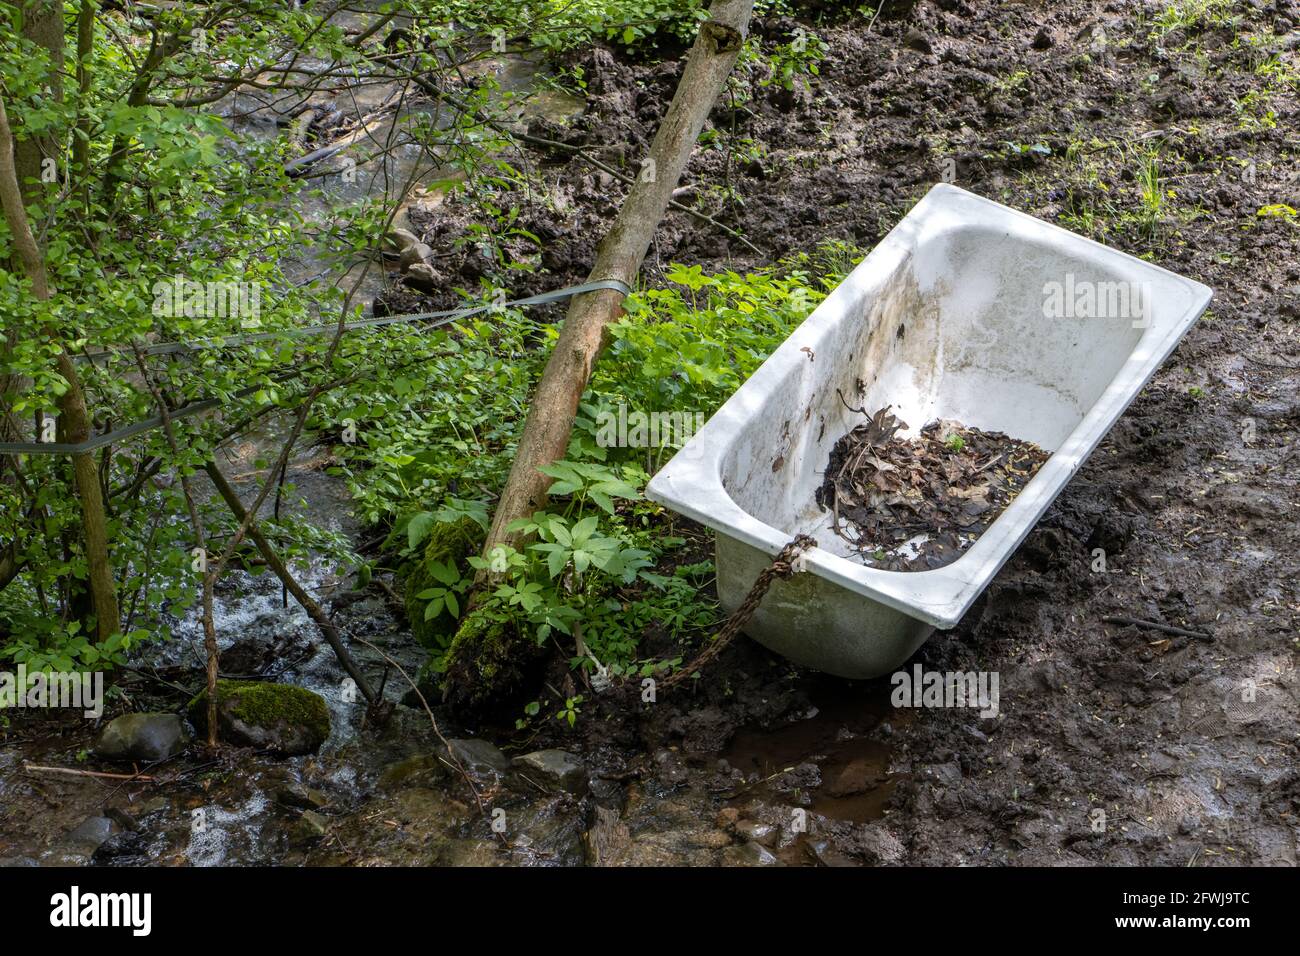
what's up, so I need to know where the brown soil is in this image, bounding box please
[514,0,1300,866]
[4,0,1297,868]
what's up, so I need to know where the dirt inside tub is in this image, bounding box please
[815,402,1049,571]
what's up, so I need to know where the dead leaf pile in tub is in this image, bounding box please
[815,403,1049,571]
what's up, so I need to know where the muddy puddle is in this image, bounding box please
[722,677,907,826]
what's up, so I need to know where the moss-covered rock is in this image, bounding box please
[400,516,483,648]
[440,608,546,719]
[189,680,330,755]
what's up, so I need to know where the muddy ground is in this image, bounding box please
[2,0,1297,866]
[403,0,1300,865]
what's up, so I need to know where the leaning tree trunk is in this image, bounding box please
[442,0,756,716]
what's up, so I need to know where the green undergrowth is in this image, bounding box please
[326,244,858,686]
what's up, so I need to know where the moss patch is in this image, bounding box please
[440,608,545,720]
[401,516,483,648]
[189,680,331,754]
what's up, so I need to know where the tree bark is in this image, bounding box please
[443,0,755,715]
[13,0,64,203]
[3,1,65,444]
[480,0,755,558]
[0,93,121,641]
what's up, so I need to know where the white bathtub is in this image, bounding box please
[645,184,1212,678]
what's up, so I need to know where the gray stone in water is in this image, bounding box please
[94,713,188,762]
[289,809,329,846]
[733,818,778,847]
[51,815,120,864]
[377,753,447,791]
[445,738,510,776]
[511,749,588,795]
[275,781,331,810]
[722,840,780,866]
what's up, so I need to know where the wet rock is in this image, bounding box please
[189,680,331,756]
[67,815,118,851]
[588,776,627,811]
[511,749,588,795]
[503,798,587,865]
[721,840,780,866]
[652,747,690,788]
[377,753,447,790]
[826,758,885,798]
[733,818,778,847]
[402,262,443,294]
[94,712,188,762]
[275,781,331,810]
[444,738,510,776]
[47,815,121,865]
[289,810,329,846]
[384,227,420,255]
[772,762,821,795]
[849,825,906,865]
[809,838,858,867]
[398,241,433,272]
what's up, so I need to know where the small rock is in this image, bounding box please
[445,738,510,776]
[50,816,121,864]
[403,262,442,293]
[511,750,588,795]
[377,754,447,790]
[289,810,329,846]
[722,840,780,866]
[275,781,331,810]
[384,227,420,255]
[652,748,690,787]
[94,713,188,762]
[854,826,906,865]
[398,241,433,272]
[809,839,857,867]
[772,762,821,794]
[903,28,933,54]
[66,816,118,853]
[826,758,884,798]
[733,819,778,847]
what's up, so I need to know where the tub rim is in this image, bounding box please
[645,183,1213,630]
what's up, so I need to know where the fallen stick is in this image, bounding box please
[203,461,379,705]
[23,763,156,782]
[1103,615,1213,642]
